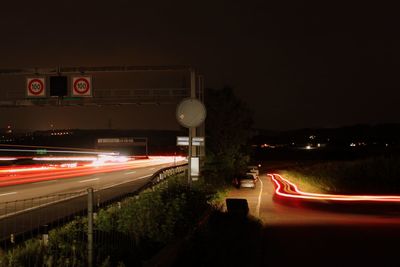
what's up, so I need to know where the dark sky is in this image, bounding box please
[1,1,399,130]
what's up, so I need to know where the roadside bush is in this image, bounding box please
[1,174,214,266]
[116,179,211,244]
[1,239,46,267]
[46,219,87,266]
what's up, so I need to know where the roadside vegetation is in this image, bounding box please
[203,87,254,185]
[280,156,400,194]
[0,175,215,267]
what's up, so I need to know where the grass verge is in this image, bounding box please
[278,156,400,194]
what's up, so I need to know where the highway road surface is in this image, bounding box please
[0,156,186,204]
[225,170,400,266]
[0,156,186,242]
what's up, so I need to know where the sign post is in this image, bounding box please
[177,136,205,181]
[176,98,206,186]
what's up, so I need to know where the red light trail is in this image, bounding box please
[0,156,186,187]
[269,174,400,203]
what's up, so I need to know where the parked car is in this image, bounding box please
[233,173,258,189]
[247,165,260,178]
[246,172,258,182]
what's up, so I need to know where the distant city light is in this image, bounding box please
[350,142,367,147]
[50,131,72,136]
[260,143,275,148]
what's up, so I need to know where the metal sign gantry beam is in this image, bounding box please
[0,65,200,106]
[0,65,191,75]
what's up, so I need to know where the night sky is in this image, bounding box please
[1,1,399,130]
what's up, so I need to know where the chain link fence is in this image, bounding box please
[0,164,188,266]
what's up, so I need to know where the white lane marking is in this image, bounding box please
[0,192,17,197]
[256,177,264,217]
[79,178,99,183]
[136,174,153,180]
[104,174,153,188]
[125,171,137,175]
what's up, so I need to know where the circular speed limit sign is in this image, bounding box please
[72,76,92,96]
[73,78,90,94]
[28,78,45,96]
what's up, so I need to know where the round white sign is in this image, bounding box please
[176,98,207,128]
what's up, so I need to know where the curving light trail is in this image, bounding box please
[269,173,400,203]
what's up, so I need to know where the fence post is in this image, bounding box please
[87,188,94,267]
[41,224,49,246]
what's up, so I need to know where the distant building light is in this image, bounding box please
[350,143,356,147]
[260,143,276,149]
[306,145,311,150]
[317,143,321,147]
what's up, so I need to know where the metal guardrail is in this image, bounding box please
[0,163,188,246]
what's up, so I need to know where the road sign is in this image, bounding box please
[177,136,189,146]
[192,137,205,146]
[72,76,92,97]
[190,157,200,176]
[27,78,46,97]
[177,136,205,146]
[176,98,206,128]
[36,149,47,155]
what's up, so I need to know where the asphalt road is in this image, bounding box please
[0,157,185,204]
[225,172,400,266]
[0,157,186,243]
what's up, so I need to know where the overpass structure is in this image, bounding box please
[0,65,205,160]
[0,65,204,106]
[96,137,148,156]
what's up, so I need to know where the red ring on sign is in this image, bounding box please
[28,79,44,95]
[73,78,90,94]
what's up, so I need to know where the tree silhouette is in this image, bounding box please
[204,87,253,183]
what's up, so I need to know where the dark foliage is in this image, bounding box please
[204,87,253,183]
